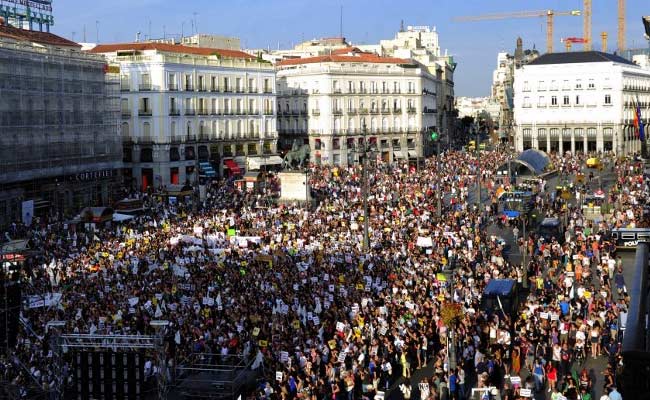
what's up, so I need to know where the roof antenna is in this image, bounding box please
[400,20,405,32]
[339,5,343,39]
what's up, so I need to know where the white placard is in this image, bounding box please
[540,312,549,319]
[336,321,345,332]
[520,389,532,397]
[275,371,283,382]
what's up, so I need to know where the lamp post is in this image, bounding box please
[475,126,482,207]
[361,122,370,251]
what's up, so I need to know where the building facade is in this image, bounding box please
[490,38,539,143]
[276,48,438,166]
[363,25,456,147]
[89,42,278,190]
[0,26,121,225]
[514,51,650,155]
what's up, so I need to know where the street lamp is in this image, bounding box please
[358,122,373,251]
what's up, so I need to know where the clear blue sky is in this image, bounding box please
[52,0,648,97]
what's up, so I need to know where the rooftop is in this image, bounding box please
[277,49,413,67]
[0,25,79,48]
[89,42,255,60]
[527,50,636,66]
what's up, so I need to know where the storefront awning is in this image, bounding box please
[394,150,407,159]
[408,150,418,159]
[224,159,242,175]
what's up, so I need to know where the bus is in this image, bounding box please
[610,228,650,249]
[499,190,535,220]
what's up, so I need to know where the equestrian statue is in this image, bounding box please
[282,141,311,170]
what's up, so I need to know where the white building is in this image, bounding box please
[89,42,277,190]
[361,25,456,145]
[514,51,650,155]
[490,38,539,142]
[276,48,438,166]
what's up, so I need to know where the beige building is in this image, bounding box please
[276,48,438,166]
[359,25,456,145]
[89,42,278,190]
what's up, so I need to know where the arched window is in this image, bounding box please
[371,118,377,132]
[394,118,401,131]
[142,122,151,141]
[381,117,388,132]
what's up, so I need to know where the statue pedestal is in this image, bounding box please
[278,171,310,202]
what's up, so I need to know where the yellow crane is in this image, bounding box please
[453,9,582,54]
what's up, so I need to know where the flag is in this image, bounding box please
[633,98,640,139]
[634,97,644,141]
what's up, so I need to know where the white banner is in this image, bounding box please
[21,200,34,226]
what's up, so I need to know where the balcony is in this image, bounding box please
[248,88,258,93]
[121,110,131,118]
[393,108,402,114]
[186,135,197,142]
[264,109,274,115]
[263,88,272,93]
[210,86,219,92]
[407,108,417,114]
[138,84,151,91]
[333,89,342,94]
[197,86,207,92]
[223,87,232,93]
[197,109,208,116]
[235,88,245,93]
[359,108,368,114]
[185,109,196,116]
[332,109,343,115]
[138,109,152,116]
[169,109,180,116]
[248,110,259,115]
[381,108,390,114]
[120,85,130,92]
[185,85,194,91]
[346,108,357,115]
[312,109,321,116]
[370,109,379,114]
[168,84,178,91]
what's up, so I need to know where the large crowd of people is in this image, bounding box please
[2,148,647,400]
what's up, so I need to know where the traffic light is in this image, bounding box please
[430,129,439,141]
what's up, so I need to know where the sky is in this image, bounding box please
[50,0,649,97]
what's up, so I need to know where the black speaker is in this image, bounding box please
[68,350,146,399]
[0,274,21,350]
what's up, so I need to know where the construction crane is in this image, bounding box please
[583,0,592,50]
[601,32,608,52]
[618,0,625,52]
[561,37,587,52]
[454,9,581,54]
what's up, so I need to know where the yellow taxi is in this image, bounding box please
[586,157,601,169]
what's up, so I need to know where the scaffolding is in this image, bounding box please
[55,333,168,400]
[0,36,121,225]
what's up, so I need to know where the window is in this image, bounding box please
[588,79,595,89]
[563,95,570,106]
[523,97,531,107]
[575,95,580,105]
[605,94,611,105]
[333,80,340,93]
[184,74,193,91]
[575,80,582,90]
[408,82,415,93]
[140,73,151,91]
[168,73,177,90]
[537,80,546,91]
[523,81,530,92]
[562,80,570,90]
[538,96,545,107]
[550,80,558,91]
[551,96,558,106]
[120,75,130,91]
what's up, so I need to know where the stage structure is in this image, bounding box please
[169,353,257,399]
[56,332,168,400]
